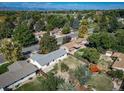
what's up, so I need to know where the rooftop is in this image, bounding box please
[30,48,67,66]
[0,61,38,89]
[112,52,124,70]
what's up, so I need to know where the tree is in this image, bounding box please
[78,19,88,38]
[13,22,36,47]
[39,32,58,54]
[88,32,116,52]
[62,23,70,34]
[0,23,12,39]
[74,65,91,85]
[76,48,100,63]
[107,70,123,80]
[39,73,64,91]
[99,15,108,32]
[60,63,69,72]
[0,39,22,63]
[34,20,45,32]
[57,82,76,91]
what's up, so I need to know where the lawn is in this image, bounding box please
[87,74,113,91]
[16,76,44,91]
[60,56,86,70]
[97,59,111,72]
[0,62,12,74]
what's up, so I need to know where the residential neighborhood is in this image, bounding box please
[0,2,124,91]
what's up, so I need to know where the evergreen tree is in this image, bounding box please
[13,22,36,47]
[39,32,58,54]
[78,19,88,38]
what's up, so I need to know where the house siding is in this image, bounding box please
[7,72,36,90]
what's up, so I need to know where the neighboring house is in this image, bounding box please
[33,31,46,41]
[0,61,38,91]
[28,48,68,71]
[112,52,124,71]
[50,28,62,37]
[61,38,86,55]
[0,54,4,65]
[22,44,39,58]
[56,32,78,45]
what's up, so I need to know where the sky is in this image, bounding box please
[0,2,124,10]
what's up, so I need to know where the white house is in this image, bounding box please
[0,61,38,91]
[28,48,68,71]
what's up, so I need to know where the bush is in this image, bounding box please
[38,72,64,91]
[74,48,100,64]
[107,70,124,79]
[0,62,12,74]
[61,63,69,72]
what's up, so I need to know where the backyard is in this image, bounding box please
[16,56,86,91]
[87,73,113,91]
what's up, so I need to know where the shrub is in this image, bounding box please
[61,63,69,72]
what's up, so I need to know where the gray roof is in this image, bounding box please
[22,44,39,53]
[0,55,4,64]
[66,32,78,38]
[0,61,38,88]
[31,48,67,66]
[56,32,78,45]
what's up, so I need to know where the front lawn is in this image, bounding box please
[0,62,12,74]
[16,77,44,91]
[87,74,113,91]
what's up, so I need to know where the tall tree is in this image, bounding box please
[39,32,58,54]
[13,22,36,47]
[74,65,91,85]
[0,23,12,39]
[62,23,70,34]
[0,39,22,63]
[78,19,88,38]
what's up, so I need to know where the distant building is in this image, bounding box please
[33,31,46,41]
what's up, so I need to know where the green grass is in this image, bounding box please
[16,76,44,91]
[0,62,12,74]
[97,59,111,72]
[87,74,113,91]
[60,56,85,70]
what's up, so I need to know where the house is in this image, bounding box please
[112,52,124,71]
[0,61,38,91]
[61,38,85,55]
[50,28,62,37]
[33,31,46,41]
[28,48,68,71]
[22,44,39,58]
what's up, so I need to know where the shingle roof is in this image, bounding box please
[30,48,67,66]
[0,61,38,89]
[112,52,124,69]
[22,44,39,53]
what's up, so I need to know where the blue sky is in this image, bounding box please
[0,2,124,10]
